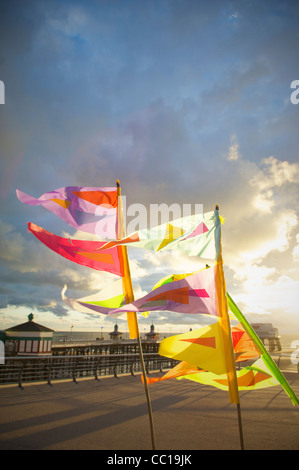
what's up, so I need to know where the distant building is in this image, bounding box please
[109,324,122,341]
[5,313,54,356]
[145,324,159,341]
[251,323,281,351]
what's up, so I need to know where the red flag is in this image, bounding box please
[28,223,124,276]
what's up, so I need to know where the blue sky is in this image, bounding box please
[0,0,299,335]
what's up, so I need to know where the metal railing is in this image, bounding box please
[0,353,178,388]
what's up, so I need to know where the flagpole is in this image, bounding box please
[116,180,157,450]
[215,204,244,450]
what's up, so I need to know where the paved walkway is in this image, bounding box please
[0,372,298,451]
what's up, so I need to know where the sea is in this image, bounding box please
[52,330,299,349]
[52,330,176,343]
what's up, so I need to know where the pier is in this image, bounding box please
[0,340,178,388]
[1,336,298,389]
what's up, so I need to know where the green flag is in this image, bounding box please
[227,292,299,406]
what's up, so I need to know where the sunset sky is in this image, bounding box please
[0,0,299,336]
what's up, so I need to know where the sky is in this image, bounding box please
[0,0,299,337]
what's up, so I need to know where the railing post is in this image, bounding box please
[130,359,135,376]
[94,357,100,381]
[47,358,53,386]
[18,362,24,390]
[114,359,118,378]
[73,357,78,384]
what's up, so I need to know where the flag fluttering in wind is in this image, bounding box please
[147,216,240,406]
[177,358,282,392]
[17,186,118,238]
[76,264,219,317]
[96,210,221,259]
[142,361,200,385]
[227,293,299,406]
[62,279,125,316]
[143,322,260,384]
[28,222,125,277]
[232,323,260,362]
[158,322,227,375]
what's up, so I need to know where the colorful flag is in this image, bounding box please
[227,293,299,406]
[157,322,259,377]
[17,186,118,238]
[28,222,124,277]
[77,264,219,317]
[144,324,260,385]
[232,323,260,362]
[178,358,282,391]
[143,361,200,385]
[152,272,196,290]
[62,279,125,316]
[96,210,221,259]
[158,322,227,375]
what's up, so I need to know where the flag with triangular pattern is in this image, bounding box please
[158,322,227,375]
[94,210,221,259]
[177,358,281,391]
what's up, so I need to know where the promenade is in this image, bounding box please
[0,370,298,451]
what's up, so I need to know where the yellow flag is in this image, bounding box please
[159,322,227,375]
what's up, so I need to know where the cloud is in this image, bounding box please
[227,134,240,161]
[1,0,299,334]
[231,270,299,333]
[292,234,299,261]
[0,220,25,261]
[249,156,299,214]
[250,156,299,191]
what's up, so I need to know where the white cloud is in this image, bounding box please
[227,134,240,161]
[231,272,299,325]
[248,157,299,217]
[251,190,274,214]
[292,234,299,261]
[226,210,298,270]
[250,156,299,191]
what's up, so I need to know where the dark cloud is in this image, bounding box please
[0,0,298,331]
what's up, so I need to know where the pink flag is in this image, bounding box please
[28,223,124,277]
[78,265,218,316]
[17,186,118,238]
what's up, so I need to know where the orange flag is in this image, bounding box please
[232,323,260,362]
[143,361,199,385]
